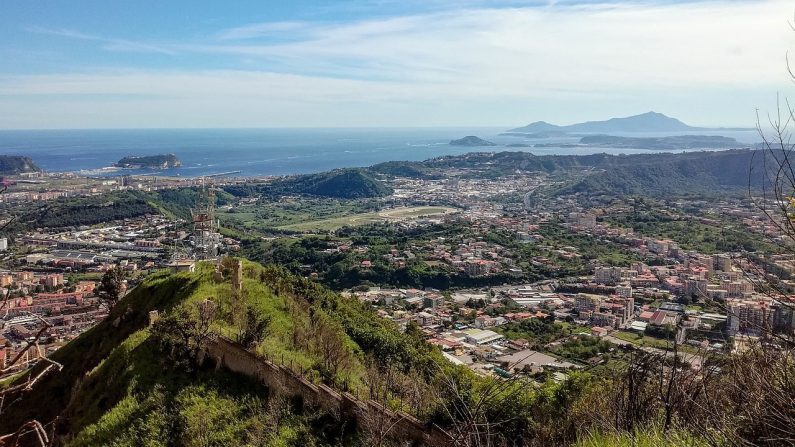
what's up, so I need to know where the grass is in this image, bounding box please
[218,197,377,232]
[279,212,383,232]
[613,331,702,355]
[575,428,709,447]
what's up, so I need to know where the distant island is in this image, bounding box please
[115,154,181,169]
[0,155,41,175]
[508,111,754,133]
[534,134,745,150]
[499,131,568,138]
[449,136,497,147]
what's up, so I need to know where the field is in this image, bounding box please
[613,330,702,355]
[279,206,459,232]
[217,197,378,231]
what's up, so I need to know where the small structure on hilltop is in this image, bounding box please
[231,259,243,293]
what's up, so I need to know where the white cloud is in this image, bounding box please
[4,0,795,128]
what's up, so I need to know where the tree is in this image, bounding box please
[310,312,353,382]
[97,266,127,310]
[152,300,217,372]
[236,305,271,349]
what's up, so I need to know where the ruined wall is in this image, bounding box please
[200,337,452,446]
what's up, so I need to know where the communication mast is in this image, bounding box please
[190,179,222,259]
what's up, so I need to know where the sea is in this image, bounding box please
[0,128,762,178]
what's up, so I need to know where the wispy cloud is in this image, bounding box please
[26,26,178,55]
[7,0,795,128]
[217,21,314,40]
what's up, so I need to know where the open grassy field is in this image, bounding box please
[613,330,701,355]
[279,206,459,232]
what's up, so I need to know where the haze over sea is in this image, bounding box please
[0,128,761,178]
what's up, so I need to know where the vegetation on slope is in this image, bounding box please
[265,168,393,199]
[5,187,236,230]
[2,258,791,446]
[0,155,41,175]
[369,160,439,179]
[0,261,448,445]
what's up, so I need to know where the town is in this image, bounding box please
[1,158,790,388]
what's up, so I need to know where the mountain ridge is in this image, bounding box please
[508,111,753,133]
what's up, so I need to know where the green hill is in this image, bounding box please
[0,155,41,175]
[0,259,783,446]
[556,150,764,197]
[0,261,443,446]
[410,149,769,196]
[369,160,439,179]
[267,168,393,198]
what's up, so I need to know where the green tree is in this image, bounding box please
[97,266,128,310]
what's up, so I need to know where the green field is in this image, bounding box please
[278,206,459,232]
[218,198,379,231]
[613,330,701,354]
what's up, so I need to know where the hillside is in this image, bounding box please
[9,187,235,230]
[507,111,751,133]
[0,261,447,446]
[395,149,767,196]
[556,150,763,197]
[0,259,783,446]
[369,160,440,179]
[267,168,393,198]
[0,155,41,175]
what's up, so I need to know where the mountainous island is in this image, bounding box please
[508,111,753,133]
[115,154,181,169]
[0,155,41,175]
[449,136,497,146]
[534,134,745,150]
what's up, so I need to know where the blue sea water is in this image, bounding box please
[0,128,762,178]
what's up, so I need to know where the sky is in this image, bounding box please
[0,0,794,129]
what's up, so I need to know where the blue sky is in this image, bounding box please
[0,0,793,129]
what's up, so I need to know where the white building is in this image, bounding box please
[464,329,504,345]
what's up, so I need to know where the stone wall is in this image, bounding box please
[200,337,452,446]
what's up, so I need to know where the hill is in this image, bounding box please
[556,150,763,197]
[0,261,445,446]
[267,168,393,198]
[0,155,41,175]
[115,154,181,169]
[369,160,440,179]
[395,149,768,196]
[0,261,783,446]
[508,111,751,133]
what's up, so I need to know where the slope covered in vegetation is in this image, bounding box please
[1,259,789,446]
[265,168,393,198]
[0,261,445,446]
[0,155,41,174]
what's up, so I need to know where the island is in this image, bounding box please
[449,136,497,147]
[533,134,744,150]
[115,154,182,169]
[508,111,754,134]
